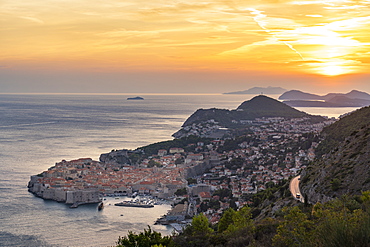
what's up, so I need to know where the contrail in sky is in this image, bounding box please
[248,8,305,61]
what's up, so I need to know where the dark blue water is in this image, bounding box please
[0,93,259,247]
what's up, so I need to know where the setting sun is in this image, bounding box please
[1,0,370,93]
[320,64,347,76]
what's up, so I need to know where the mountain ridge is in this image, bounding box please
[279,89,370,101]
[224,86,287,95]
[280,89,370,107]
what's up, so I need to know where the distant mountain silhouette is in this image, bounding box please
[324,90,370,101]
[225,86,287,95]
[280,90,370,107]
[279,90,323,100]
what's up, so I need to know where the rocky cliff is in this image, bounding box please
[99,149,131,166]
[300,106,370,204]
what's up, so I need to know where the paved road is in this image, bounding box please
[290,175,304,203]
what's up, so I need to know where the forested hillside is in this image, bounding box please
[301,106,370,204]
[115,192,370,247]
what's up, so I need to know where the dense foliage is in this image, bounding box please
[115,192,370,247]
[137,136,212,157]
[115,226,173,247]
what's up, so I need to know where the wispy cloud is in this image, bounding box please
[1,0,370,77]
[19,16,44,24]
[247,8,305,60]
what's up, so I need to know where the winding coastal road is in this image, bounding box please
[290,175,304,203]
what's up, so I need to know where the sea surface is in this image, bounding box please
[0,93,359,247]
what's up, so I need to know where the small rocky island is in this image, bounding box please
[127,96,144,100]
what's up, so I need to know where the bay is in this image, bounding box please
[0,93,357,247]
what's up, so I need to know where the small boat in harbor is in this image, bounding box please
[98,202,104,210]
[114,200,154,208]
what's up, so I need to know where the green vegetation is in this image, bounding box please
[138,136,212,157]
[316,106,370,155]
[174,188,187,196]
[187,178,197,185]
[224,157,245,170]
[245,180,290,209]
[301,107,370,199]
[212,189,232,201]
[183,108,235,127]
[217,134,255,153]
[115,226,173,247]
[115,192,370,247]
[330,178,341,191]
[148,159,163,168]
[198,199,220,212]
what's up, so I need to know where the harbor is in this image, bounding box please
[101,195,190,232]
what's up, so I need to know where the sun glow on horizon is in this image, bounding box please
[319,64,348,76]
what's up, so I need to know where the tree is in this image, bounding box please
[174,188,187,196]
[148,159,162,168]
[225,206,254,234]
[218,208,236,233]
[187,178,197,185]
[272,206,314,247]
[213,189,232,201]
[175,157,184,165]
[191,213,214,236]
[174,214,213,247]
[116,226,173,247]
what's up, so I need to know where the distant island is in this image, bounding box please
[127,96,144,100]
[280,89,370,107]
[224,86,287,95]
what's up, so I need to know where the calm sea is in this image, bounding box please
[0,93,358,247]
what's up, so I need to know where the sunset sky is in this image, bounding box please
[1,0,370,93]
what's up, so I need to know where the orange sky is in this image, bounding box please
[1,0,370,93]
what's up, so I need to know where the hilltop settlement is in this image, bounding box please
[28,96,335,222]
